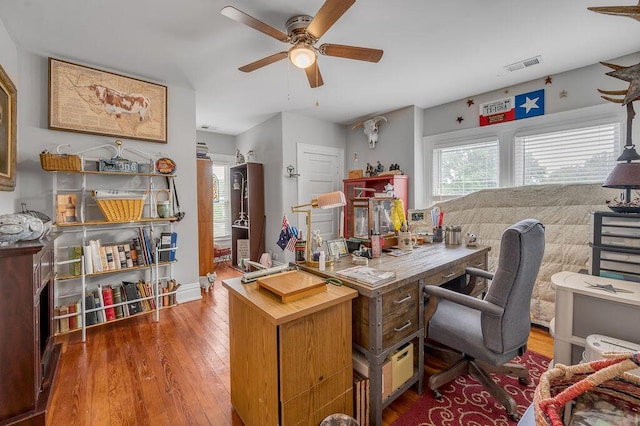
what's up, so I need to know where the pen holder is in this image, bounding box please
[433,227,444,243]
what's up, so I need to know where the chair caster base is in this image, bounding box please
[433,389,443,401]
[518,377,529,385]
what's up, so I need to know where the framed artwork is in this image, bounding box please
[326,238,349,259]
[408,208,433,233]
[48,58,167,143]
[0,63,16,191]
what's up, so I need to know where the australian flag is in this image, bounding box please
[277,215,297,251]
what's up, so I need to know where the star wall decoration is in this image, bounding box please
[466,99,474,107]
[456,116,464,123]
[560,90,568,98]
[588,1,640,21]
[545,76,553,85]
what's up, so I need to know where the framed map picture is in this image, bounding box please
[48,58,167,143]
[0,63,16,191]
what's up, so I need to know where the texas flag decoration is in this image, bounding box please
[479,89,544,126]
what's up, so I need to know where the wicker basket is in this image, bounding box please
[40,152,82,171]
[96,198,145,222]
[534,352,640,425]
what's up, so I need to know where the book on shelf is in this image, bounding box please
[59,305,70,332]
[159,232,177,262]
[112,285,125,319]
[335,266,396,286]
[99,246,109,271]
[83,244,94,274]
[68,302,78,330]
[139,226,154,264]
[92,289,104,323]
[105,245,116,270]
[89,240,103,273]
[85,294,97,325]
[56,193,78,224]
[123,244,134,267]
[144,281,156,310]
[68,246,82,276]
[131,237,143,266]
[117,245,127,268]
[122,281,143,315]
[101,285,116,321]
[110,245,121,269]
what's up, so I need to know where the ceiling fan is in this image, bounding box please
[220,0,383,88]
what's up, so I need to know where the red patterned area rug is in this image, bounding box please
[392,351,550,426]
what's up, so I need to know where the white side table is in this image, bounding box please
[551,271,640,366]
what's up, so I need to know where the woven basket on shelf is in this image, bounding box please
[96,198,144,222]
[39,152,82,171]
[534,352,640,425]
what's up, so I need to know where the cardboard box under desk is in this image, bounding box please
[352,350,393,399]
[391,342,413,391]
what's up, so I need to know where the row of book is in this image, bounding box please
[70,228,176,275]
[54,279,181,333]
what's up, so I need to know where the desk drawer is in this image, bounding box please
[381,284,419,348]
[423,252,486,291]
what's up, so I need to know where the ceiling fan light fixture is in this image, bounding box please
[289,44,316,69]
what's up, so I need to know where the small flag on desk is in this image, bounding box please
[277,215,295,251]
[285,226,298,252]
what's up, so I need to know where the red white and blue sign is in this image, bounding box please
[479,89,545,126]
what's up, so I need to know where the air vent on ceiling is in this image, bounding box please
[504,55,542,72]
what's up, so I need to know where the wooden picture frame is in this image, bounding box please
[48,58,167,143]
[0,63,16,191]
[326,238,349,259]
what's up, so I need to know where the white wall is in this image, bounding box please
[345,105,422,209]
[423,51,640,138]
[196,130,235,156]
[15,51,200,302]
[0,18,18,213]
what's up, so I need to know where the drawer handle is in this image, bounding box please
[441,272,456,279]
[394,320,412,332]
[393,294,412,304]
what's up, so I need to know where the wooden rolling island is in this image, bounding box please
[223,270,358,425]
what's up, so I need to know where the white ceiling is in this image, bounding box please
[1,0,639,135]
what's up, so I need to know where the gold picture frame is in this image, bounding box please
[48,58,167,143]
[0,63,16,191]
[326,237,349,259]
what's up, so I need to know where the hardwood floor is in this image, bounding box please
[47,266,554,425]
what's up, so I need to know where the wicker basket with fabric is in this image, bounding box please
[534,352,640,425]
[39,152,82,171]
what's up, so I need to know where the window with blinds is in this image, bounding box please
[514,123,620,186]
[433,138,499,197]
[212,162,231,240]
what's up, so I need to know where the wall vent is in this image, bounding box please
[504,55,542,72]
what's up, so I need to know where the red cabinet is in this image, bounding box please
[343,175,408,239]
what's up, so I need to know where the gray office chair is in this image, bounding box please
[424,219,545,421]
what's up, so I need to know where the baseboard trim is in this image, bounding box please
[176,281,202,304]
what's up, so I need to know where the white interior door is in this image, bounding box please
[296,144,345,246]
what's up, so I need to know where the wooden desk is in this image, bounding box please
[552,271,640,366]
[223,271,358,426]
[299,243,490,425]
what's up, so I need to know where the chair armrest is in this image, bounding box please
[465,267,494,281]
[424,285,504,316]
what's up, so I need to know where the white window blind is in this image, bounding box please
[212,162,231,240]
[433,139,499,197]
[515,123,620,185]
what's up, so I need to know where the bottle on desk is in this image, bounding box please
[319,251,326,271]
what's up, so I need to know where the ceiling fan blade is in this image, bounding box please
[306,0,355,40]
[305,63,324,88]
[319,43,383,62]
[239,52,288,73]
[221,6,289,42]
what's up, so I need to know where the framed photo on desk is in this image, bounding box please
[327,238,348,259]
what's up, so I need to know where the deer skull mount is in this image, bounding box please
[352,116,387,149]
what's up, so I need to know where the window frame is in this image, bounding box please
[423,103,625,205]
[210,154,235,242]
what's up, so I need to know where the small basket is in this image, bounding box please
[96,198,145,222]
[534,352,640,425]
[40,152,82,171]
